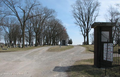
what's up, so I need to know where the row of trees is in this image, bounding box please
[72,0,120,45]
[0,0,69,47]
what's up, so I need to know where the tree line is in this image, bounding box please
[0,0,69,47]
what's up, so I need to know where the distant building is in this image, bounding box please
[61,39,68,46]
[0,42,4,46]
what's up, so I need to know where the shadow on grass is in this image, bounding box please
[113,51,119,53]
[88,50,94,52]
[53,65,104,76]
[53,65,120,77]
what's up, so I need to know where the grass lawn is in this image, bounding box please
[113,44,120,53]
[81,44,120,53]
[67,59,103,77]
[81,45,94,53]
[0,46,43,52]
[47,45,74,52]
[67,58,120,77]
[67,45,120,77]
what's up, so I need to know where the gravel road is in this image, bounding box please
[0,46,93,77]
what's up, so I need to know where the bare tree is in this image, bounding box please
[26,20,34,46]
[12,24,21,45]
[2,0,41,48]
[2,17,14,45]
[106,6,120,43]
[1,0,69,47]
[44,18,68,45]
[2,17,21,45]
[0,27,3,41]
[0,0,6,27]
[72,0,100,45]
[108,6,119,23]
[31,7,55,46]
[4,32,9,44]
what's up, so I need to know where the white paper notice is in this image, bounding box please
[103,43,113,62]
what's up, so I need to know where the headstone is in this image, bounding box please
[13,44,15,48]
[18,43,22,48]
[31,42,34,46]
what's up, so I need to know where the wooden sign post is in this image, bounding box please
[91,22,116,68]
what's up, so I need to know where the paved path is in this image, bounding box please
[0,46,93,77]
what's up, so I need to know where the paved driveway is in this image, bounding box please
[0,46,93,77]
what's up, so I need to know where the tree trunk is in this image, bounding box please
[86,30,89,45]
[14,38,16,45]
[10,40,12,46]
[29,36,30,46]
[29,31,31,46]
[38,38,40,45]
[35,32,38,46]
[29,37,31,46]
[22,26,25,48]
[50,38,51,45]
[53,37,55,45]
[19,37,21,44]
[84,35,85,45]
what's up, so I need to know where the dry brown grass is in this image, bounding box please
[67,45,120,77]
[0,46,43,52]
[47,45,74,52]
[81,45,94,53]
[67,58,120,77]
[113,44,120,53]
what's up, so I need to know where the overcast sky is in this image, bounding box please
[1,0,120,45]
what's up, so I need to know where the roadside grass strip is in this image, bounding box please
[81,45,94,53]
[0,46,43,52]
[47,46,74,52]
